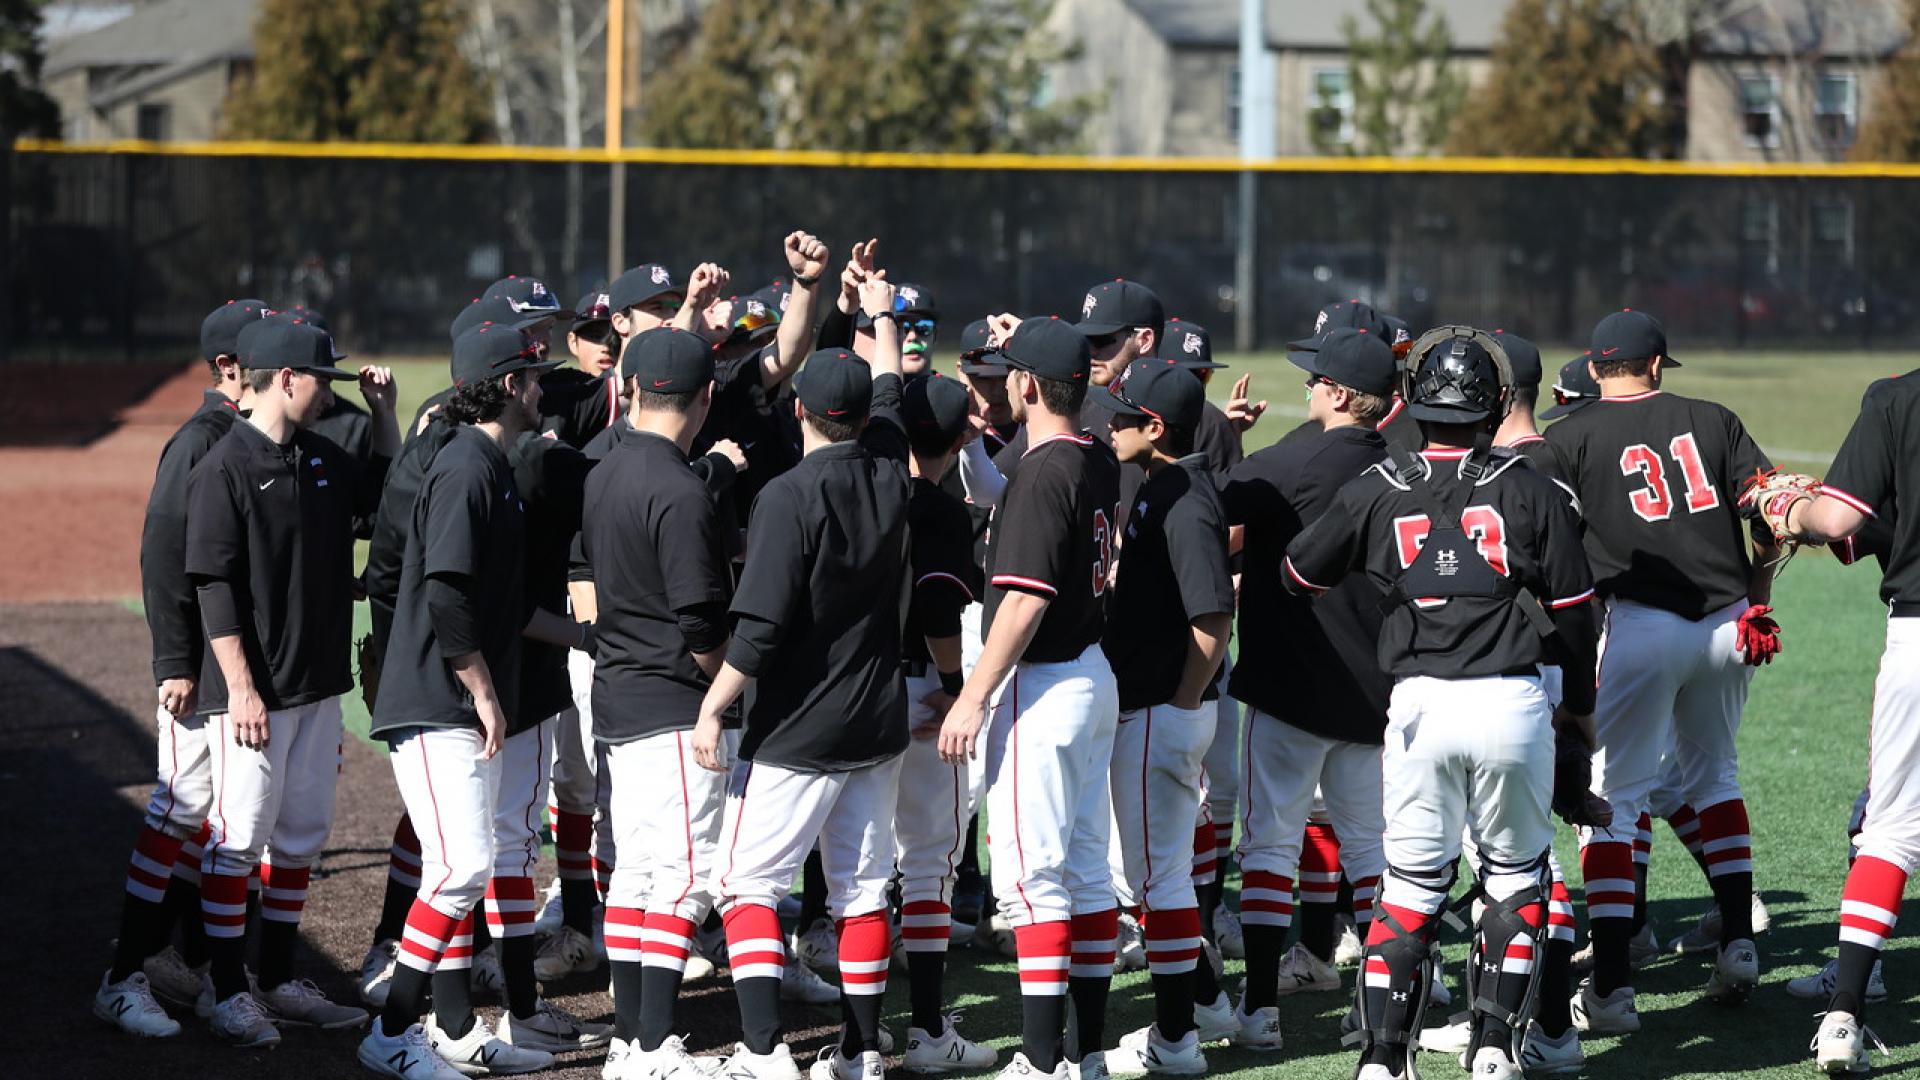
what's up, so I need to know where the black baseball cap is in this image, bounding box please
[572,290,613,332]
[1098,358,1205,431]
[957,319,1010,376]
[1002,317,1093,382]
[1289,299,1391,368]
[451,324,562,388]
[1490,329,1542,389]
[239,317,355,379]
[621,327,715,390]
[608,263,684,313]
[1589,308,1679,367]
[795,350,873,420]
[265,309,348,361]
[451,295,553,343]
[1164,318,1225,370]
[482,275,572,320]
[855,282,939,330]
[902,372,972,445]
[1075,279,1164,338]
[1299,328,1398,398]
[201,299,272,361]
[1383,314,1414,353]
[727,291,782,343]
[1540,353,1602,420]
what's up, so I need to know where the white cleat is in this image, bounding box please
[1230,998,1282,1051]
[208,990,281,1048]
[1672,896,1770,954]
[361,938,400,1008]
[499,998,612,1052]
[469,946,507,1001]
[975,913,1020,959]
[258,977,370,1029]
[604,1036,639,1080]
[1334,915,1364,968]
[360,1016,470,1079]
[809,1048,885,1080]
[1789,958,1888,1003]
[1572,922,1662,975]
[94,970,182,1038]
[1355,1066,1403,1080]
[633,1034,715,1080]
[1571,978,1640,1035]
[1114,915,1147,973]
[906,1016,999,1073]
[533,925,598,982]
[1212,905,1245,960]
[1273,943,1340,995]
[142,945,206,1009]
[1520,1021,1586,1075]
[1417,1019,1471,1055]
[1074,1050,1110,1080]
[796,918,840,974]
[781,954,842,1004]
[1468,1045,1523,1079]
[684,953,718,983]
[1105,1025,1206,1076]
[1192,991,1238,1042]
[533,878,565,937]
[427,1011,553,1075]
[1812,1010,1883,1075]
[1427,966,1452,1008]
[720,1042,805,1080]
[1703,937,1760,1002]
[997,1053,1069,1080]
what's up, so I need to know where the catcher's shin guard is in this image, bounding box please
[1462,853,1552,1065]
[1349,864,1451,1079]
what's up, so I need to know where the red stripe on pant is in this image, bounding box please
[900,900,952,953]
[200,870,251,940]
[1695,799,1754,878]
[260,863,310,924]
[1838,856,1907,951]
[1144,906,1203,975]
[1632,811,1653,866]
[1069,908,1119,978]
[723,903,786,982]
[642,912,698,972]
[126,826,184,902]
[1240,870,1296,928]
[1015,921,1071,996]
[838,911,891,995]
[397,899,465,972]
[555,810,594,881]
[485,876,538,938]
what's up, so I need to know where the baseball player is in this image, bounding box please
[1545,309,1779,1028]
[1284,327,1598,1080]
[1277,300,1419,452]
[1219,329,1400,1042]
[1754,368,1919,1073]
[689,277,911,1080]
[938,316,1122,1080]
[186,317,395,1045]
[358,324,559,1079]
[1093,359,1236,1075]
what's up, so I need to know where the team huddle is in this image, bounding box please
[90,230,1918,1080]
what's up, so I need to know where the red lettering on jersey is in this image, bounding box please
[1621,434,1718,522]
[1670,433,1721,513]
[1392,508,1509,574]
[1091,508,1113,597]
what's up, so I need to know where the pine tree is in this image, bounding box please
[1854,0,1920,160]
[1,0,60,139]
[1447,0,1665,157]
[224,0,492,142]
[1322,0,1463,156]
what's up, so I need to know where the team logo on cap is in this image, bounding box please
[899,286,920,307]
[778,290,791,312]
[1182,332,1203,356]
[1083,292,1099,319]
[747,299,767,317]
[1314,310,1329,333]
[651,266,670,285]
[531,281,549,300]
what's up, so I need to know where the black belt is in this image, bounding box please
[1893,601,1920,619]
[902,658,931,677]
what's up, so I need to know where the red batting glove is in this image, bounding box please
[1735,604,1782,666]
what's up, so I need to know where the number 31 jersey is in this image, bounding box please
[984,431,1122,664]
[1544,389,1772,620]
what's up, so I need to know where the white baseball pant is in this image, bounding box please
[146,706,213,841]
[603,728,740,921]
[713,753,904,918]
[896,672,975,911]
[202,697,344,877]
[1201,654,1242,840]
[388,726,502,920]
[986,644,1121,927]
[1109,702,1212,912]
[1855,616,1920,873]
[1236,711,1385,925]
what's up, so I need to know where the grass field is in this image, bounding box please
[342,348,1911,1078]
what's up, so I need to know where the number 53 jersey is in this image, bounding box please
[984,432,1122,664]
[1544,389,1772,620]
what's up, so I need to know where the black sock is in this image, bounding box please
[1021,994,1067,1072]
[735,976,783,1055]
[638,965,685,1051]
[561,878,598,936]
[1193,947,1221,1006]
[1065,974,1110,1061]
[840,991,884,1055]
[799,852,828,928]
[374,874,415,944]
[471,914,494,953]
[610,961,645,1042]
[1590,919,1632,997]
[1242,924,1285,1010]
[1299,902,1336,961]
[1153,970,1197,1040]
[170,878,209,966]
[206,930,249,1000]
[1631,863,1650,933]
[1832,941,1880,1017]
[500,933,538,1019]
[381,964,432,1034]
[958,815,982,876]
[1536,938,1574,1037]
[432,967,475,1039]
[1337,875,1355,912]
[109,894,172,983]
[908,950,948,1035]
[1198,888,1219,940]
[257,919,299,991]
[1710,872,1755,944]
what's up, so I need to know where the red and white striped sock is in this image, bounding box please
[1547,878,1577,945]
[1632,812,1653,869]
[642,912,698,973]
[1240,870,1296,929]
[604,906,645,965]
[125,826,184,904]
[554,811,594,889]
[485,876,537,938]
[838,911,891,996]
[1014,920,1071,996]
[396,900,464,973]
[1351,874,1380,934]
[260,863,309,925]
[900,899,951,954]
[1213,821,1235,869]
[1839,856,1906,951]
[172,824,208,886]
[438,912,477,972]
[1579,839,1637,922]
[200,870,250,940]
[1666,804,1706,863]
[1299,822,1342,910]
[593,855,614,903]
[1143,907,1204,975]
[1069,908,1119,979]
[1190,820,1219,887]
[722,903,785,983]
[389,814,422,890]
[1695,799,1754,879]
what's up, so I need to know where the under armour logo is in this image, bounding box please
[1435,549,1460,577]
[1183,332,1203,356]
[651,266,671,285]
[1082,292,1098,319]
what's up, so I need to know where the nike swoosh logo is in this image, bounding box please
[653,379,673,387]
[1601,347,1620,356]
[259,479,276,490]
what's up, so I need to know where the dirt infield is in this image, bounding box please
[2,601,842,1079]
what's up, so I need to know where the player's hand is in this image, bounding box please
[228,685,270,750]
[157,677,197,720]
[986,313,1021,348]
[691,713,728,772]
[915,689,957,738]
[1226,373,1268,432]
[711,438,749,472]
[1735,604,1783,666]
[477,699,506,760]
[785,230,829,282]
[859,274,896,321]
[938,695,988,764]
[1551,705,1596,750]
[358,365,397,413]
[684,262,731,310]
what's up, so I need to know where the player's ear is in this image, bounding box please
[1137,327,1156,356]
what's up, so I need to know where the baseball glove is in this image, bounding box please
[1737,468,1822,551]
[356,633,382,713]
[1552,729,1613,829]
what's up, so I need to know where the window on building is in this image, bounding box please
[1310,67,1354,147]
[136,103,171,142]
[1816,73,1858,145]
[1227,65,1241,138]
[1740,76,1780,148]
[1813,199,1856,262]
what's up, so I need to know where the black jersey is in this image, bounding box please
[371,426,528,737]
[1223,424,1392,743]
[184,420,385,715]
[1285,448,1594,683]
[1508,434,1580,509]
[365,413,460,653]
[141,390,241,684]
[1824,369,1920,605]
[725,374,912,772]
[309,396,373,463]
[906,476,983,663]
[509,433,592,729]
[1194,401,1243,477]
[1376,397,1421,452]
[1103,455,1235,711]
[985,431,1123,664]
[583,426,735,743]
[1545,390,1771,619]
[997,402,1143,530]
[408,368,617,452]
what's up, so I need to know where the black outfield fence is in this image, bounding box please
[7,140,1920,362]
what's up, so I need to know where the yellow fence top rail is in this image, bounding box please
[15,137,1920,179]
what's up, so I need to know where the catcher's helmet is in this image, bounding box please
[1404,326,1513,425]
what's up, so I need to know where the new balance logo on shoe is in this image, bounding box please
[1143,1046,1164,1068]
[946,1044,966,1062]
[387,1049,416,1071]
[111,997,132,1018]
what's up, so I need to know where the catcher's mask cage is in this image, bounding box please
[1401,325,1516,428]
